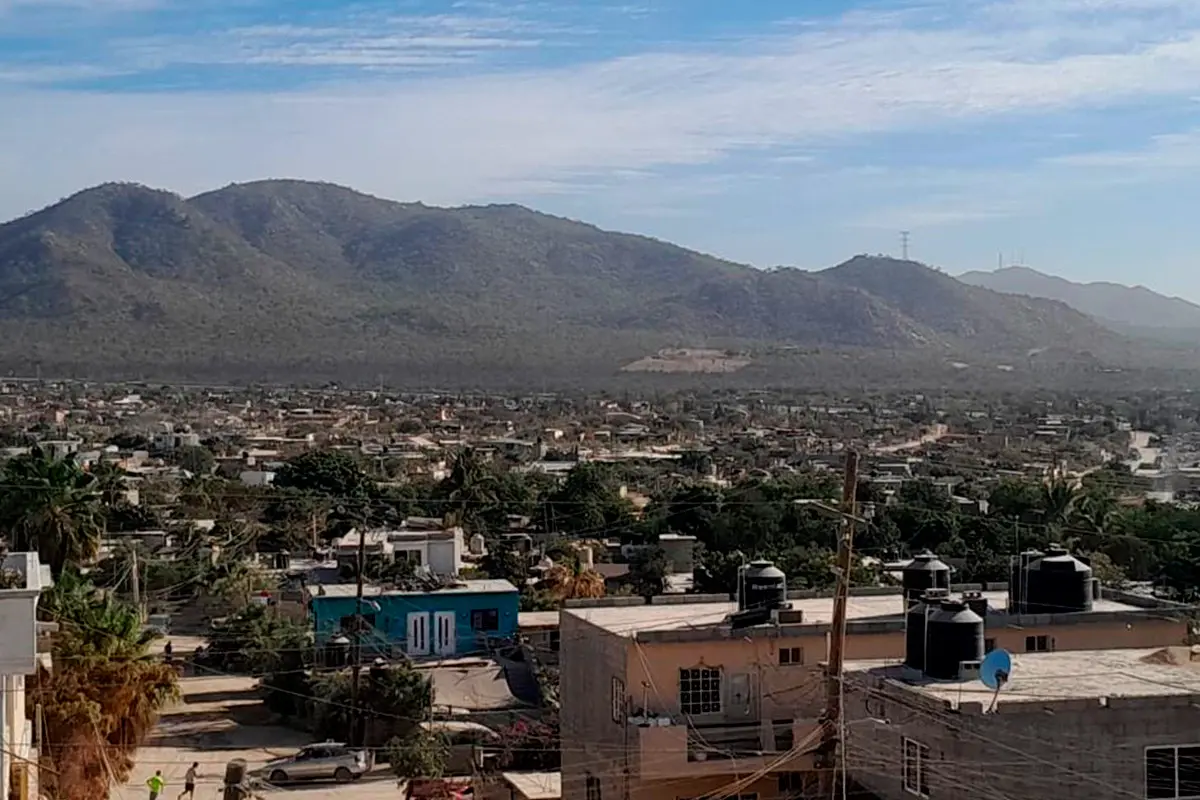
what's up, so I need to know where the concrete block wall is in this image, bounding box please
[560,613,632,800]
[843,676,1200,800]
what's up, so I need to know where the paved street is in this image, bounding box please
[119,676,401,800]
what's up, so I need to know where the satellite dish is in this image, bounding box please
[981,648,1011,689]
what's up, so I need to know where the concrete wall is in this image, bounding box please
[311,590,519,654]
[560,613,631,800]
[844,676,1200,800]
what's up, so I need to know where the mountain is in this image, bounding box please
[958,266,1200,333]
[0,181,1148,386]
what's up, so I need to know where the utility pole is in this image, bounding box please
[900,230,910,260]
[349,523,367,746]
[130,546,142,617]
[817,449,859,799]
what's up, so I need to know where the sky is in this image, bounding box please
[4,0,1200,298]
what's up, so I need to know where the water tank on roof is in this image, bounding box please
[904,588,950,672]
[740,560,787,612]
[902,551,951,608]
[962,590,989,619]
[1017,545,1094,615]
[1007,549,1044,613]
[924,599,985,681]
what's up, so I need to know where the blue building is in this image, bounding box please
[307,579,520,657]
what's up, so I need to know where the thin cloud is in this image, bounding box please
[7,0,1200,221]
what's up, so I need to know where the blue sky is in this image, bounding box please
[4,0,1200,298]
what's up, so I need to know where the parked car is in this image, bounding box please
[254,742,372,784]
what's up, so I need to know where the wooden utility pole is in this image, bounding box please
[817,449,859,798]
[349,525,367,746]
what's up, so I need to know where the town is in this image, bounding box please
[3,380,1200,800]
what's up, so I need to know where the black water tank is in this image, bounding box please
[902,551,951,608]
[1021,545,1094,615]
[904,599,932,671]
[741,560,787,611]
[1008,549,1044,612]
[924,599,984,680]
[903,588,950,672]
[962,590,989,618]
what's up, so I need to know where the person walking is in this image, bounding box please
[146,770,165,800]
[178,762,199,800]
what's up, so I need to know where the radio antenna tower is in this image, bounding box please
[900,231,911,260]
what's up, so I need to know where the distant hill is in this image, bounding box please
[0,181,1158,386]
[958,266,1200,337]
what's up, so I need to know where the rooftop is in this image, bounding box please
[849,647,1200,710]
[502,771,561,800]
[314,578,518,598]
[566,589,1141,638]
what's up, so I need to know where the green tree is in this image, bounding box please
[627,547,669,598]
[387,730,449,781]
[275,450,374,500]
[312,662,433,747]
[174,444,216,475]
[438,448,499,532]
[481,540,530,589]
[0,447,106,574]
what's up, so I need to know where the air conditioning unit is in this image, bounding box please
[958,660,982,681]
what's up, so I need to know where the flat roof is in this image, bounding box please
[315,578,517,598]
[567,590,1141,637]
[519,611,560,629]
[848,647,1200,708]
[503,771,561,800]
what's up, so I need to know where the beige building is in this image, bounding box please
[844,646,1200,800]
[560,586,1194,800]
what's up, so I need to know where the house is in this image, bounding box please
[335,526,465,576]
[844,645,1200,800]
[307,579,520,657]
[0,552,51,800]
[558,551,1197,800]
[152,431,201,451]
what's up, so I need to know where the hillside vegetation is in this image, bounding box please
[0,180,1152,386]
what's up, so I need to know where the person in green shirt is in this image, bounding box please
[147,770,165,800]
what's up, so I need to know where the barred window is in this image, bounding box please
[679,667,721,715]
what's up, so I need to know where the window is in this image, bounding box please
[549,630,560,652]
[611,677,625,723]
[586,776,601,800]
[779,646,804,666]
[471,608,499,632]
[398,550,423,565]
[902,737,930,798]
[984,638,996,653]
[679,667,722,715]
[1146,745,1200,799]
[1025,635,1051,652]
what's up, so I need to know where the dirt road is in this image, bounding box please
[119,676,398,800]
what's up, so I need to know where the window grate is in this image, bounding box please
[679,667,722,715]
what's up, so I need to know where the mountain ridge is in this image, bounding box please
[0,180,1160,386]
[958,265,1200,332]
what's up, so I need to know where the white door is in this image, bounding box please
[407,613,429,655]
[434,611,456,656]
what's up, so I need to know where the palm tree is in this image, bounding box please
[1038,478,1081,534]
[542,559,606,601]
[441,449,499,533]
[33,572,179,800]
[0,447,105,574]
